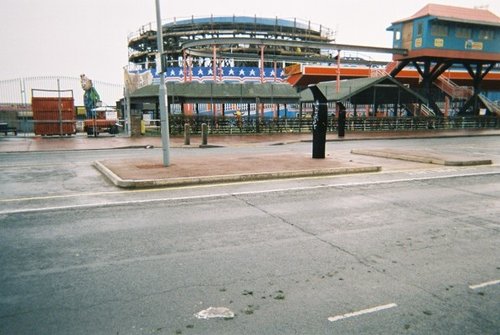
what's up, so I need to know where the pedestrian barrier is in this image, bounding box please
[141,115,499,136]
[2,115,498,137]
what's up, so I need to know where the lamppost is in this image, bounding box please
[155,0,170,166]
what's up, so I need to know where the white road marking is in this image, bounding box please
[1,171,499,215]
[0,193,229,215]
[328,303,397,322]
[469,279,500,290]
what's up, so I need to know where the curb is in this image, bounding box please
[93,161,381,189]
[351,149,492,166]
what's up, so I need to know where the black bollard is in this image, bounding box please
[337,102,346,138]
[308,86,328,159]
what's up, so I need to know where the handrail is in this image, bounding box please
[420,104,435,116]
[370,61,400,78]
[434,75,473,99]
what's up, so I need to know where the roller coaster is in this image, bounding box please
[126,5,499,117]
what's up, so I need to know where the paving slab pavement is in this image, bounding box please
[94,153,382,188]
[2,129,500,152]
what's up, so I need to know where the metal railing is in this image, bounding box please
[141,115,500,136]
[2,115,498,138]
[434,75,473,100]
[128,15,336,43]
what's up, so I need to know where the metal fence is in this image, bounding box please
[1,115,498,137]
[0,76,123,106]
[0,76,124,135]
[143,115,500,136]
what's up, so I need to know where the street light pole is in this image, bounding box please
[155,0,170,166]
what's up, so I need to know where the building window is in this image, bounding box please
[479,29,494,40]
[416,22,424,37]
[431,23,448,37]
[395,30,401,40]
[455,26,471,39]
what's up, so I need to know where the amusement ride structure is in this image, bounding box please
[126,4,499,120]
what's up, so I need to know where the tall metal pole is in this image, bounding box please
[260,45,265,83]
[155,0,170,166]
[336,49,341,93]
[57,79,63,136]
[124,84,131,137]
[212,45,217,82]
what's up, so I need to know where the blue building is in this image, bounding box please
[387,4,500,115]
[387,3,499,62]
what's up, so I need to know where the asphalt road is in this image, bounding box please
[0,137,499,334]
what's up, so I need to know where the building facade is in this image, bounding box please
[388,4,499,61]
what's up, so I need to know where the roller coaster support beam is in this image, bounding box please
[412,59,453,116]
[460,62,496,115]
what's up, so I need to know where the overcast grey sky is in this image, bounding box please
[0,0,498,84]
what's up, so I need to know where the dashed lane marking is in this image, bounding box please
[469,279,500,290]
[328,303,397,322]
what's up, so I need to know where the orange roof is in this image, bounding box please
[393,3,500,26]
[286,64,500,88]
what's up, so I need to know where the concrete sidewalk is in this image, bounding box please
[2,129,498,188]
[351,148,493,166]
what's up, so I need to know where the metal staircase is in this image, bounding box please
[406,103,435,117]
[478,94,500,116]
[434,75,499,115]
[420,104,436,116]
[434,75,473,100]
[385,61,399,75]
[370,61,399,77]
[369,62,499,116]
